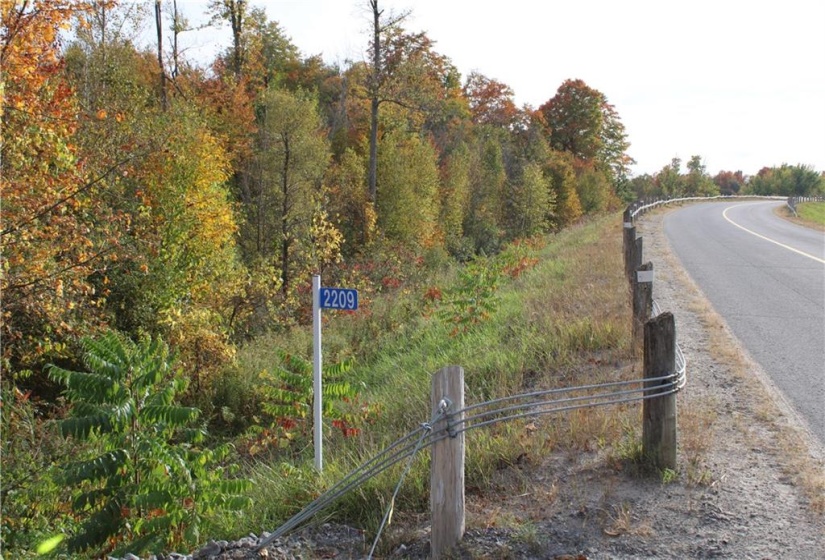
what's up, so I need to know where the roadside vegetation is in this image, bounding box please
[796,201,825,229]
[3,1,824,558]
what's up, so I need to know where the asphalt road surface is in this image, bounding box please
[664,200,825,444]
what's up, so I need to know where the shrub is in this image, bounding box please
[47,331,251,556]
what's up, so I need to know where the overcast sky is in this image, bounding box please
[168,0,825,178]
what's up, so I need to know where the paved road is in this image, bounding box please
[664,200,825,443]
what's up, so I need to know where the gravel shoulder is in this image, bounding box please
[202,208,825,559]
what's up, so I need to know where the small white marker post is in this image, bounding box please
[311,276,359,472]
[312,275,323,471]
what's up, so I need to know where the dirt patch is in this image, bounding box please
[199,208,825,559]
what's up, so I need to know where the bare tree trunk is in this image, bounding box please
[229,0,245,78]
[367,0,381,203]
[171,0,181,78]
[281,136,291,294]
[154,0,167,110]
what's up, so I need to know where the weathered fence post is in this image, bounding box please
[632,262,654,351]
[631,237,643,281]
[430,366,465,560]
[623,208,635,279]
[642,312,677,470]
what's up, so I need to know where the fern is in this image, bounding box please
[47,331,251,556]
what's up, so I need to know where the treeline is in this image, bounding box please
[2,0,636,381]
[3,1,823,383]
[629,157,824,199]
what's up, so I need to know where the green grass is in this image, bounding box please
[209,212,639,541]
[797,201,825,227]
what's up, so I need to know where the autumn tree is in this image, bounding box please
[463,71,519,129]
[654,157,684,197]
[0,0,119,367]
[713,170,746,196]
[326,148,375,252]
[364,2,462,206]
[538,79,633,187]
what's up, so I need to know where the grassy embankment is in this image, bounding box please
[211,212,650,544]
[795,201,825,230]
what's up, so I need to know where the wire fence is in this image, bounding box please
[258,199,705,554]
[258,314,686,552]
[626,194,795,222]
[787,196,825,217]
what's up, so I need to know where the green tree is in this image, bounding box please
[465,129,507,253]
[241,87,333,323]
[47,332,251,556]
[684,155,719,196]
[747,164,823,196]
[376,129,440,246]
[439,142,472,257]
[576,164,617,213]
[628,173,657,199]
[506,161,553,238]
[654,157,684,197]
[545,150,582,228]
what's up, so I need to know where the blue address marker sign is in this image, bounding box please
[319,287,358,310]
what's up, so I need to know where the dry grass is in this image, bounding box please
[602,503,654,538]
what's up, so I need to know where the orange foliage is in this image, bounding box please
[1,0,117,364]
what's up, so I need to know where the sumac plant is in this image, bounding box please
[246,351,361,456]
[47,332,251,556]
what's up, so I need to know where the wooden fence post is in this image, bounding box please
[642,312,677,470]
[632,262,654,352]
[624,226,637,280]
[623,207,634,280]
[431,366,465,560]
[632,237,643,281]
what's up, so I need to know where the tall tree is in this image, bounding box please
[154,0,167,109]
[538,78,633,185]
[245,88,330,298]
[683,155,719,196]
[208,0,247,78]
[463,71,518,128]
[366,0,409,202]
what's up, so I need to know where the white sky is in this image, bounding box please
[166,0,825,177]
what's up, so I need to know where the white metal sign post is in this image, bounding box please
[312,275,359,472]
[312,275,323,471]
